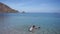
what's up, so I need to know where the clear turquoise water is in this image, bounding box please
[0,13,60,34]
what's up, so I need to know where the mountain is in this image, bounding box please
[0,2,19,13]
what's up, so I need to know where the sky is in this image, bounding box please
[0,0,60,13]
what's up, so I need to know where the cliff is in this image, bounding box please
[0,2,19,13]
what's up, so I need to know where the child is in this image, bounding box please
[29,25,35,32]
[29,25,40,32]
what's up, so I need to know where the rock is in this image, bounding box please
[0,2,19,13]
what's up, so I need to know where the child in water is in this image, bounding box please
[28,25,40,32]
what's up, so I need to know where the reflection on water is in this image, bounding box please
[0,13,60,34]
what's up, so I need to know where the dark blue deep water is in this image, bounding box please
[0,13,60,34]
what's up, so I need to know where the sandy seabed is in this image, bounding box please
[0,26,60,34]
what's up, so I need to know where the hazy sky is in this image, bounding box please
[0,0,60,13]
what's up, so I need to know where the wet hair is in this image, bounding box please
[38,27,40,28]
[33,25,35,28]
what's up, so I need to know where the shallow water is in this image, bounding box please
[0,13,60,34]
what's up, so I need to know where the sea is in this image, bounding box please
[0,13,60,34]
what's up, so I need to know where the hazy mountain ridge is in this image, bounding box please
[0,2,19,13]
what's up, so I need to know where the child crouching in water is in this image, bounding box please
[28,25,40,32]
